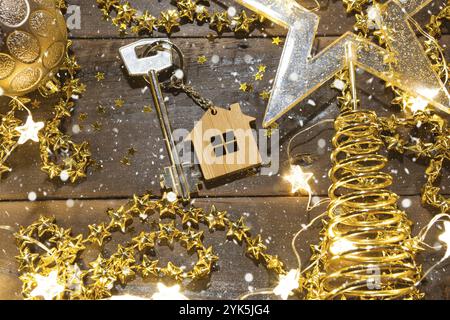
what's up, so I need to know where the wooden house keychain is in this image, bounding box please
[120,39,262,200]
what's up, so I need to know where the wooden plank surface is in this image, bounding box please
[0,0,449,299]
[0,196,448,300]
[0,37,448,200]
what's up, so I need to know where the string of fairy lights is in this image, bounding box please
[0,0,449,300]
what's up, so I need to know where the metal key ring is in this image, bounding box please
[142,40,187,87]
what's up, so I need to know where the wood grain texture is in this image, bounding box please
[0,0,449,300]
[187,103,262,180]
[0,36,448,200]
[0,196,448,300]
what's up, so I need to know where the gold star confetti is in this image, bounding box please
[31,99,41,109]
[97,105,106,114]
[114,98,125,108]
[78,113,88,122]
[239,82,252,92]
[91,121,103,131]
[254,72,264,81]
[197,55,207,64]
[272,36,283,46]
[143,105,152,113]
[260,90,271,101]
[258,64,267,73]
[120,156,131,166]
[95,72,105,81]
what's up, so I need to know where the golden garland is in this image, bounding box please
[0,2,92,183]
[96,0,263,35]
[15,193,286,300]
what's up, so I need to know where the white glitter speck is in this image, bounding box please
[60,170,70,182]
[401,198,412,208]
[66,199,75,208]
[28,192,37,202]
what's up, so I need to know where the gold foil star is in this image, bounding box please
[132,232,156,251]
[233,10,253,33]
[226,217,250,242]
[140,255,159,278]
[107,208,133,233]
[163,262,184,281]
[180,229,204,251]
[197,246,219,265]
[246,235,267,259]
[87,223,111,246]
[181,208,202,226]
[158,10,180,33]
[91,121,103,131]
[210,12,230,33]
[237,0,450,127]
[177,0,197,21]
[203,205,228,231]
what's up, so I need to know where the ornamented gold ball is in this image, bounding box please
[0,0,67,97]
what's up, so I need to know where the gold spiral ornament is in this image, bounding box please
[305,109,423,299]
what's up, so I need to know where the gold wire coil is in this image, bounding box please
[308,109,422,299]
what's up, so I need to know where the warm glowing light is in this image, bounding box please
[151,283,188,300]
[367,5,381,26]
[409,96,429,113]
[284,165,313,194]
[29,270,65,300]
[273,269,300,300]
[439,221,450,260]
[329,239,357,255]
[15,115,45,145]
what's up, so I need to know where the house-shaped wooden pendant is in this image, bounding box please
[186,103,262,181]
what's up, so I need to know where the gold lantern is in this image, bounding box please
[0,0,67,97]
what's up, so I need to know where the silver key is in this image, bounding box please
[119,39,200,200]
